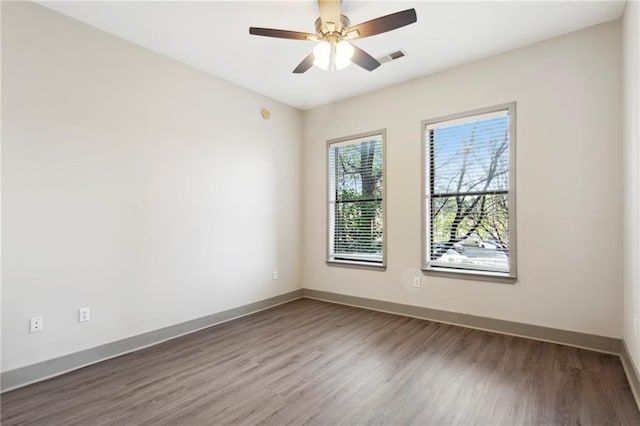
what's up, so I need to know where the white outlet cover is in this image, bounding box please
[79,307,90,322]
[413,277,421,288]
[30,317,43,333]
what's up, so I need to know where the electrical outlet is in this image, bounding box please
[634,315,638,337]
[413,277,421,288]
[272,270,278,280]
[30,317,43,333]
[79,307,90,323]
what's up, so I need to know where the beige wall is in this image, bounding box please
[623,0,640,371]
[303,21,623,338]
[1,2,302,372]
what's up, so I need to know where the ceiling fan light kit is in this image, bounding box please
[249,0,416,74]
[313,39,354,71]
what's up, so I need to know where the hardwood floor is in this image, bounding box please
[2,298,639,425]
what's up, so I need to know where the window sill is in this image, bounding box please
[327,259,386,271]
[422,265,516,283]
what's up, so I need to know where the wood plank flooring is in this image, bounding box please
[2,298,639,425]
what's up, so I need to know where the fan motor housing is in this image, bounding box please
[315,15,350,38]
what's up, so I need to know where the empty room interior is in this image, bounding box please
[2,0,640,424]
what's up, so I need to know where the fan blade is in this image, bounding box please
[318,0,341,27]
[293,53,315,74]
[347,9,417,39]
[351,45,381,71]
[249,27,316,40]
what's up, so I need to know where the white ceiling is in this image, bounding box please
[39,1,626,110]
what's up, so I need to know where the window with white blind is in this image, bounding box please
[327,130,385,267]
[422,103,516,278]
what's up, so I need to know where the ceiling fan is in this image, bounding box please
[249,0,417,73]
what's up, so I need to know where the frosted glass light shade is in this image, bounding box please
[335,41,354,70]
[313,41,331,70]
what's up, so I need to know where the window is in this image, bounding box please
[422,103,516,278]
[327,130,386,267]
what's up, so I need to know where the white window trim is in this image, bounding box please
[326,129,387,270]
[421,103,517,280]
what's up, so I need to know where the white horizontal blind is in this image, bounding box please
[425,108,511,273]
[328,134,384,264]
